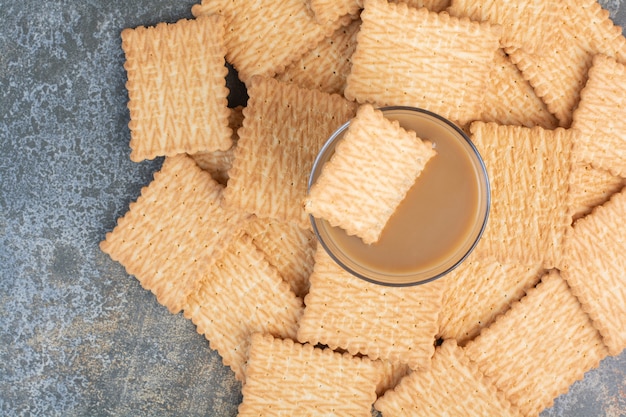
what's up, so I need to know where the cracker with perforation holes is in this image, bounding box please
[99,154,247,314]
[297,247,444,370]
[223,76,357,229]
[182,234,303,381]
[464,271,609,417]
[238,333,380,417]
[345,0,501,125]
[561,189,626,356]
[309,0,451,25]
[568,161,625,221]
[305,104,436,244]
[375,340,523,417]
[121,15,232,161]
[469,122,574,268]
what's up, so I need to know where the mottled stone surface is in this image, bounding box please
[0,1,624,416]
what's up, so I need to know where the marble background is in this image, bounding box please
[0,1,624,416]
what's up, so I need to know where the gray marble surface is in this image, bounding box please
[0,1,624,416]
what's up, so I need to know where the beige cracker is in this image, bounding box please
[568,161,625,221]
[297,247,444,370]
[345,0,501,126]
[238,333,380,417]
[122,15,232,161]
[305,104,436,244]
[561,189,626,356]
[375,340,523,417]
[464,271,609,416]
[99,154,247,314]
[223,76,357,229]
[183,234,303,381]
[309,0,451,25]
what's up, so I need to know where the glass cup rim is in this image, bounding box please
[307,105,491,287]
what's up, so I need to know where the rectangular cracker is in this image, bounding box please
[481,49,558,129]
[571,54,626,177]
[470,122,574,268]
[568,161,625,221]
[297,247,445,370]
[99,154,247,314]
[182,234,303,381]
[223,76,357,229]
[243,216,317,298]
[464,271,609,417]
[375,340,523,417]
[438,253,543,345]
[191,0,351,83]
[238,333,380,417]
[121,15,232,161]
[345,0,501,125]
[449,0,626,127]
[561,189,626,356]
[275,18,361,96]
[305,104,436,244]
[309,0,451,25]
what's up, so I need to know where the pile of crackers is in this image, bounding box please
[101,0,626,415]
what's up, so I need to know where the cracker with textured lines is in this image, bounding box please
[305,104,436,244]
[191,0,352,83]
[121,15,232,161]
[571,54,626,177]
[223,76,357,229]
[183,234,303,381]
[561,189,626,356]
[309,0,451,25]
[568,161,625,221]
[345,0,501,125]
[375,340,523,417]
[464,271,609,417]
[99,154,247,314]
[469,122,574,268]
[238,333,380,417]
[297,248,444,370]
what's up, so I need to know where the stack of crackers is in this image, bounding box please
[101,0,626,415]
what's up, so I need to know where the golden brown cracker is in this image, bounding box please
[345,0,501,125]
[561,189,626,356]
[309,0,451,25]
[121,15,232,161]
[238,333,380,417]
[470,122,574,268]
[571,54,626,178]
[191,0,351,83]
[481,49,558,129]
[297,247,444,370]
[183,235,303,381]
[223,76,357,229]
[569,161,625,221]
[99,154,247,314]
[373,360,410,398]
[375,340,523,417]
[305,104,436,244]
[438,254,544,345]
[244,216,317,298]
[464,271,609,417]
[275,18,361,96]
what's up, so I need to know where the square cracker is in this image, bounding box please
[121,15,232,162]
[469,122,574,268]
[223,76,357,229]
[561,189,626,356]
[568,161,625,221]
[375,340,523,417]
[305,104,436,244]
[344,0,501,126]
[191,0,351,83]
[464,271,609,417]
[238,333,380,417]
[438,253,544,345]
[244,216,317,299]
[183,234,303,381]
[100,154,246,314]
[275,18,361,96]
[449,0,626,127]
[297,247,445,370]
[571,54,626,178]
